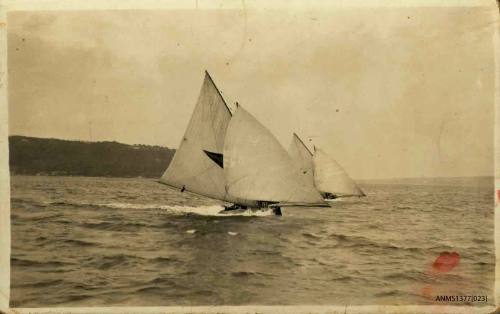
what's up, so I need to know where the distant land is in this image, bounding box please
[9,135,175,178]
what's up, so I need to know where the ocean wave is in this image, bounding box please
[16,213,63,222]
[62,239,96,247]
[81,221,115,230]
[231,271,256,277]
[302,232,323,239]
[312,258,330,266]
[191,290,215,297]
[473,238,493,244]
[135,280,189,295]
[374,289,406,297]
[86,254,137,270]
[11,257,74,268]
[383,270,428,282]
[327,232,423,254]
[11,197,48,208]
[149,256,179,265]
[80,220,162,231]
[52,218,73,225]
[394,205,413,210]
[59,294,93,303]
[142,277,189,291]
[136,286,163,294]
[474,261,494,266]
[250,249,282,256]
[15,279,64,288]
[148,277,175,285]
[331,275,355,282]
[231,270,273,278]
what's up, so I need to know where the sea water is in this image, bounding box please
[9,175,494,307]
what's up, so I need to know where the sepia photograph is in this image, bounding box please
[1,1,498,312]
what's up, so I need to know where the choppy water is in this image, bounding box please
[10,175,494,307]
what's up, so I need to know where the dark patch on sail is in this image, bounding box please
[203,150,224,168]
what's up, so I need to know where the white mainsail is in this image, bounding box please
[312,147,365,197]
[160,71,234,201]
[288,133,314,183]
[224,107,326,205]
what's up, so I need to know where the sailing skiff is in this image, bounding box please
[159,71,328,215]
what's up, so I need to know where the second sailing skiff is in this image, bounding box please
[288,133,365,199]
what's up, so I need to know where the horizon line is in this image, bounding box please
[8,134,494,181]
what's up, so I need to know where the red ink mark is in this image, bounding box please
[432,251,460,273]
[497,190,500,203]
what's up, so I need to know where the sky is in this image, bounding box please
[7,6,496,179]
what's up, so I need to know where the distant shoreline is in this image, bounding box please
[8,133,170,148]
[9,135,175,178]
[10,173,161,180]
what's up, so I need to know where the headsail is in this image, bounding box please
[160,71,233,201]
[312,148,365,197]
[288,133,314,183]
[223,107,326,205]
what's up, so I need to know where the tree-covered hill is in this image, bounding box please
[9,135,175,178]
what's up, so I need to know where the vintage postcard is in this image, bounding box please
[0,0,498,313]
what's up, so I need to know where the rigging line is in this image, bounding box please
[293,133,313,156]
